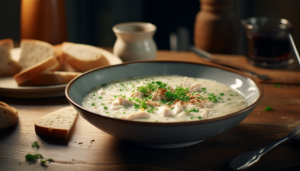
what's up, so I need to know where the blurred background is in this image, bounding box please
[0,0,299,55]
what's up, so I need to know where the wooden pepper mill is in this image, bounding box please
[194,0,237,54]
[21,0,68,45]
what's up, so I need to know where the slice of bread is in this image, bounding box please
[0,39,21,76]
[23,71,81,86]
[54,44,81,72]
[13,39,59,85]
[34,106,78,139]
[0,101,18,129]
[62,42,110,72]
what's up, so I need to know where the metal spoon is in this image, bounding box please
[229,124,300,170]
[288,33,300,66]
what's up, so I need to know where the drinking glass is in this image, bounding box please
[241,17,293,68]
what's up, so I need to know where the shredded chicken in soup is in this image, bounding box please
[82,75,247,122]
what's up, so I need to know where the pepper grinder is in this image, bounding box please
[194,0,237,54]
[21,0,68,45]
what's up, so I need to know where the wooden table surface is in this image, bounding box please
[1,50,300,171]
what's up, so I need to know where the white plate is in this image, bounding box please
[0,47,122,98]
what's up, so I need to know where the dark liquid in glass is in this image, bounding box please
[247,35,291,64]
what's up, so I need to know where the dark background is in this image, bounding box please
[0,0,300,55]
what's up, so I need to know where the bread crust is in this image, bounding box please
[0,101,18,129]
[13,57,59,85]
[23,71,81,86]
[34,124,69,139]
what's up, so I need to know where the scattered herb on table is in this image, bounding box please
[25,142,54,165]
[264,106,273,111]
[274,84,281,88]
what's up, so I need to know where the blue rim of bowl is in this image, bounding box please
[65,60,264,126]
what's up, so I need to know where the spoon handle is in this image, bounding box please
[229,136,290,170]
[288,33,300,66]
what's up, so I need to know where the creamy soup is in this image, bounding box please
[82,75,247,122]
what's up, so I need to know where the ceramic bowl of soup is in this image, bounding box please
[66,61,263,148]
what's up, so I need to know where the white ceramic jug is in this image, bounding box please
[113,22,157,62]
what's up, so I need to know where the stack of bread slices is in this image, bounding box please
[0,39,110,86]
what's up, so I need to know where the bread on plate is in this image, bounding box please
[0,101,18,129]
[54,44,81,72]
[13,39,59,85]
[34,106,78,139]
[0,39,21,76]
[62,42,110,72]
[23,71,81,86]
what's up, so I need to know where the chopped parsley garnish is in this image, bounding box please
[189,108,199,113]
[134,98,141,103]
[229,94,234,96]
[137,81,169,95]
[101,103,104,105]
[141,101,148,109]
[123,112,126,114]
[104,106,108,110]
[93,93,95,96]
[137,86,148,94]
[26,142,54,165]
[208,93,220,103]
[274,84,281,88]
[99,96,103,99]
[134,103,140,109]
[101,83,107,87]
[264,106,272,111]
[201,87,207,93]
[220,93,224,96]
[228,98,231,100]
[198,96,205,100]
[198,116,202,119]
[156,81,167,89]
[147,107,155,113]
[190,117,194,119]
[91,102,95,106]
[165,86,190,102]
[106,112,109,114]
[120,83,124,86]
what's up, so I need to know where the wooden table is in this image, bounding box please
[1,50,300,171]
